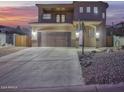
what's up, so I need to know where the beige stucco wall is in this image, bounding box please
[0,33,6,46]
[30,23,76,47]
[113,36,124,47]
[73,21,106,47]
[30,21,106,47]
[96,23,106,47]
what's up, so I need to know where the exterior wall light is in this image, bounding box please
[96,32,100,48]
[96,32,100,39]
[76,32,79,38]
[32,31,37,36]
[32,31,37,40]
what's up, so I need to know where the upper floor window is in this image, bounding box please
[61,15,65,22]
[56,14,66,23]
[43,14,51,19]
[56,14,60,23]
[79,7,83,13]
[94,7,98,14]
[102,13,105,19]
[86,7,91,13]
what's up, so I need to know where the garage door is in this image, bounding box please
[38,32,71,47]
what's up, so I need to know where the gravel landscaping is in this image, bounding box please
[79,49,124,85]
[0,47,26,57]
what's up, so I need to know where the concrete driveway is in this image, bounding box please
[0,47,83,91]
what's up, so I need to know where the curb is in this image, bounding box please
[0,84,124,92]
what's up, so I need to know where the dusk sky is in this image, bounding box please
[0,1,124,27]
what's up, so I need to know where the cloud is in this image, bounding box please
[0,1,72,7]
[0,1,124,27]
[106,1,124,25]
[0,6,37,27]
[0,1,72,27]
[107,9,124,18]
[0,1,36,7]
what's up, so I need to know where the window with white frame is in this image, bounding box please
[61,15,65,22]
[79,7,83,13]
[102,13,105,19]
[56,14,60,22]
[86,7,91,13]
[42,14,51,19]
[94,7,98,14]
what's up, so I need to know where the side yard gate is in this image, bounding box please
[14,34,31,47]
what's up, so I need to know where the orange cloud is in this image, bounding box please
[0,7,37,27]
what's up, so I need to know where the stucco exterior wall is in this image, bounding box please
[113,36,124,47]
[30,2,108,47]
[0,33,6,45]
[73,1,108,22]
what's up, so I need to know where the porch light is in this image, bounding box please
[32,31,37,40]
[96,32,100,39]
[32,31,37,36]
[76,32,79,38]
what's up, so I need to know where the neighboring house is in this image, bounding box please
[14,26,32,47]
[106,22,124,47]
[30,1,108,47]
[0,25,16,46]
[0,25,31,47]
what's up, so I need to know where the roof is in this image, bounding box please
[36,1,108,8]
[106,22,124,36]
[0,25,16,34]
[0,25,31,35]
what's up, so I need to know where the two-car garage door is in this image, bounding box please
[37,32,71,47]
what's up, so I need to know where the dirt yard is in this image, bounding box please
[79,50,124,85]
[0,47,26,57]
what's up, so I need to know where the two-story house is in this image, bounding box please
[30,1,108,47]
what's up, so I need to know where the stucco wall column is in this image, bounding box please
[71,30,76,47]
[96,23,106,47]
[31,27,38,47]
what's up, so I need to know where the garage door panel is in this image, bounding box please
[56,40,67,47]
[39,32,71,47]
[47,40,55,47]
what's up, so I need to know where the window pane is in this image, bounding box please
[61,15,65,22]
[86,7,91,13]
[79,7,83,13]
[43,14,51,19]
[94,7,98,14]
[56,14,60,22]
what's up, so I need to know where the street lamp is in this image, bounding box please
[80,21,85,54]
[78,19,85,54]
